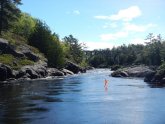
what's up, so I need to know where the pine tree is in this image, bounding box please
[0,0,21,35]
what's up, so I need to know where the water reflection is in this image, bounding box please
[0,69,165,124]
[0,76,83,124]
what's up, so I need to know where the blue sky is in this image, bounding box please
[20,0,165,50]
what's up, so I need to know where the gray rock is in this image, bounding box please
[0,38,40,61]
[0,38,24,58]
[160,78,165,84]
[0,63,14,81]
[144,71,156,82]
[15,70,26,79]
[18,45,40,62]
[23,52,39,62]
[111,65,154,78]
[16,63,48,79]
[47,68,64,76]
[61,68,74,75]
[111,70,128,77]
[65,61,86,74]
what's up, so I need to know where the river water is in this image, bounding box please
[0,69,165,124]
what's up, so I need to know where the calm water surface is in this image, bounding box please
[0,69,165,124]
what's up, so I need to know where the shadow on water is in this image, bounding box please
[147,83,165,88]
[0,76,83,124]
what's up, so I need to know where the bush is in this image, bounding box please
[157,62,165,76]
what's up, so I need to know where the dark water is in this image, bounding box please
[0,69,165,124]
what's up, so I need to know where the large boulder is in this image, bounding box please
[16,63,48,79]
[111,70,129,77]
[23,52,39,62]
[61,68,74,75]
[0,63,14,81]
[111,65,154,78]
[65,61,86,74]
[47,68,64,76]
[0,39,40,61]
[144,71,156,82]
[18,45,40,62]
[144,66,165,85]
[126,66,154,77]
[19,66,39,79]
[0,38,24,58]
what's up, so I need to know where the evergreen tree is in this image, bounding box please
[0,0,21,35]
[63,35,84,64]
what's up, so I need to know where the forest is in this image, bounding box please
[87,33,165,68]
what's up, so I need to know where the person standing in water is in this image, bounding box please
[104,79,108,88]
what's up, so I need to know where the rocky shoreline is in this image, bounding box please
[0,38,87,82]
[111,65,165,86]
[0,61,86,82]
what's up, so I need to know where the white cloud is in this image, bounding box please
[103,23,118,29]
[130,38,146,45]
[82,41,115,50]
[73,10,80,15]
[82,38,149,50]
[123,23,156,32]
[100,31,128,41]
[94,6,141,21]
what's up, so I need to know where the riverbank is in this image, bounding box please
[111,65,165,86]
[0,38,86,82]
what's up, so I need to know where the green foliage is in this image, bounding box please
[87,34,165,68]
[0,0,21,35]
[0,54,15,66]
[1,31,27,45]
[0,54,34,70]
[155,62,165,77]
[79,58,88,68]
[63,35,85,64]
[111,65,121,71]
[28,20,64,67]
[17,59,34,66]
[12,12,36,39]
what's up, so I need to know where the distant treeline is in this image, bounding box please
[0,0,165,69]
[86,33,165,68]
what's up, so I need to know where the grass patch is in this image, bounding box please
[0,54,15,66]
[1,31,27,46]
[0,54,34,70]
